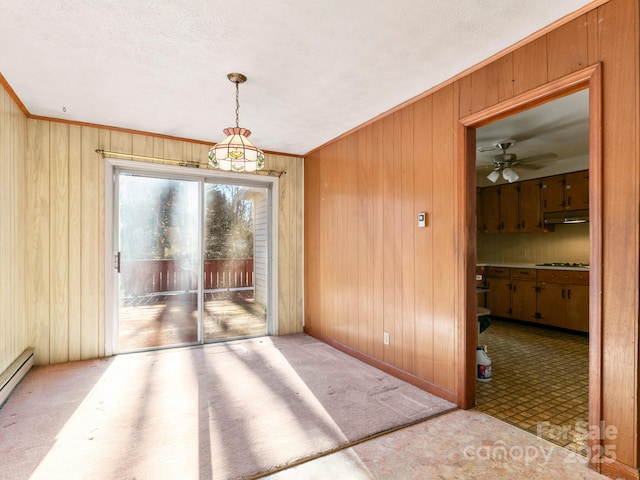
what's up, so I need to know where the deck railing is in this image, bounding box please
[121,259,253,296]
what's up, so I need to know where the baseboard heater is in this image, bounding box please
[0,349,34,408]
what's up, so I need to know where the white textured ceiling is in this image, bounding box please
[0,0,594,156]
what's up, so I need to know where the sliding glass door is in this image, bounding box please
[114,169,270,352]
[202,183,268,341]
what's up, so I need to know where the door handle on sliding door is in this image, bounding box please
[114,252,121,273]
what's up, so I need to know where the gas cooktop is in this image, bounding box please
[535,262,590,267]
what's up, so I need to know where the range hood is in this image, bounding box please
[544,209,589,225]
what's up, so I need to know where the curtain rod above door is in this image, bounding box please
[95,149,286,177]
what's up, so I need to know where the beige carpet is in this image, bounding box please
[1,334,455,480]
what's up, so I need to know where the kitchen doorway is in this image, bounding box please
[459,65,602,462]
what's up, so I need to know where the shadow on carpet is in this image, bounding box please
[0,334,456,480]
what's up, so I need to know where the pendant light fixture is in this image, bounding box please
[208,73,265,172]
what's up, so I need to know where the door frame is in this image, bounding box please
[104,158,279,355]
[457,64,602,467]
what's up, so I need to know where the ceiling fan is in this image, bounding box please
[478,140,554,183]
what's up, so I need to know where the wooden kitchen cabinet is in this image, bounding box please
[500,183,519,233]
[476,188,484,234]
[564,170,589,210]
[541,175,565,213]
[510,268,538,322]
[537,269,589,332]
[485,267,511,317]
[479,180,542,234]
[518,179,542,232]
[541,170,589,213]
[481,185,501,233]
[482,265,589,332]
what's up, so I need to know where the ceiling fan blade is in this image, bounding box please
[477,145,498,152]
[512,152,558,169]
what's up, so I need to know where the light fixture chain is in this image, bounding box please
[235,81,240,128]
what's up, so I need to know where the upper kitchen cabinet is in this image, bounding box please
[564,171,589,210]
[500,183,519,233]
[541,170,589,213]
[481,185,501,233]
[478,179,542,234]
[518,179,543,233]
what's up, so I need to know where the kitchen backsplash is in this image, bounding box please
[477,223,589,264]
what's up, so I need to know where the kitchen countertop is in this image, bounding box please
[476,262,589,271]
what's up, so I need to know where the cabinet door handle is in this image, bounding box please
[513,284,517,292]
[567,289,571,300]
[561,288,565,299]
[521,220,525,230]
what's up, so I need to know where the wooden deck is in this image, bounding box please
[118,290,266,351]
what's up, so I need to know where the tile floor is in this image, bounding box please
[475,318,589,455]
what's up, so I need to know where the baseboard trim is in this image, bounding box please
[304,329,458,404]
[599,458,640,480]
[0,349,35,408]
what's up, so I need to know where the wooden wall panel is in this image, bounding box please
[586,10,599,66]
[400,105,415,373]
[27,119,51,365]
[371,121,385,361]
[430,85,457,392]
[304,150,321,335]
[304,9,640,469]
[513,36,548,96]
[67,125,82,361]
[21,123,304,366]
[132,133,155,156]
[0,82,28,376]
[79,127,102,360]
[268,153,304,335]
[49,122,70,364]
[597,0,638,467]
[319,143,335,340]
[356,127,372,355]
[458,55,513,117]
[413,96,434,382]
[345,135,358,348]
[391,112,403,368]
[547,15,589,81]
[381,114,395,365]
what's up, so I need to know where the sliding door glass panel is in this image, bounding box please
[202,183,268,341]
[117,173,200,351]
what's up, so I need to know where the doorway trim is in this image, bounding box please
[103,157,279,356]
[457,64,602,469]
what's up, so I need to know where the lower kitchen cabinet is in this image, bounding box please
[483,266,589,332]
[537,269,589,332]
[485,266,511,317]
[511,278,537,322]
[510,267,537,322]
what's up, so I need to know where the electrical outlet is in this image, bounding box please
[383,331,390,345]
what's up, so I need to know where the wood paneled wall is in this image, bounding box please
[304,0,639,474]
[21,122,303,366]
[0,80,28,376]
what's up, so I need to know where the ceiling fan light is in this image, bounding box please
[487,170,500,183]
[502,167,519,183]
